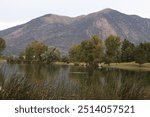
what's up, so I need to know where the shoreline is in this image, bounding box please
[54,62,150,71]
[103,62,150,71]
[1,60,150,71]
[55,62,150,71]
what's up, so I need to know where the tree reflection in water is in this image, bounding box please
[0,64,150,99]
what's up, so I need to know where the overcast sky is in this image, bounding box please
[0,0,150,30]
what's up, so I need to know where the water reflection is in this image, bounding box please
[0,63,150,99]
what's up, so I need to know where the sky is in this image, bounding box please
[0,0,150,30]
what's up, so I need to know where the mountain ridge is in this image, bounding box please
[1,8,150,55]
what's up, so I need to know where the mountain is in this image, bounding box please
[1,8,150,55]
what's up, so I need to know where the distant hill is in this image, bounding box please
[1,8,150,55]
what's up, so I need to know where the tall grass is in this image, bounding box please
[0,64,150,100]
[0,73,149,100]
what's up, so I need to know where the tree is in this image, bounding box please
[134,42,150,66]
[135,43,147,67]
[61,55,69,63]
[81,35,104,66]
[0,37,6,55]
[140,42,150,62]
[25,41,48,61]
[69,35,104,67]
[121,39,135,62]
[104,35,121,65]
[41,46,60,63]
[69,44,82,62]
[134,44,147,67]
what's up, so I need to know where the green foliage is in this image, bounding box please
[81,35,104,64]
[140,42,150,62]
[134,44,147,66]
[41,46,60,63]
[0,37,6,55]
[19,41,61,63]
[121,39,135,62]
[61,55,69,63]
[6,35,150,66]
[104,35,121,64]
[134,42,150,66]
[69,44,82,62]
[69,35,104,66]
[25,41,48,60]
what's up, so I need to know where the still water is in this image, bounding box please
[0,63,150,99]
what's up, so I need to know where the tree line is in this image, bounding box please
[0,35,150,66]
[8,41,61,63]
[69,35,150,67]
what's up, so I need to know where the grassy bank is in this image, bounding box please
[103,62,150,71]
[2,59,150,71]
[54,62,150,71]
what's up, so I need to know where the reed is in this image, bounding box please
[0,74,149,100]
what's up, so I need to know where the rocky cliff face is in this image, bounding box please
[1,8,150,55]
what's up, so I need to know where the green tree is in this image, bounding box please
[81,35,104,66]
[0,37,6,55]
[25,41,48,61]
[69,35,104,67]
[104,35,121,65]
[69,44,82,62]
[121,39,135,62]
[135,43,147,67]
[61,55,69,63]
[140,42,150,62]
[41,46,60,63]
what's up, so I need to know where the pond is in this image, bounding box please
[0,63,150,99]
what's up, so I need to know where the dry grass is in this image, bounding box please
[0,73,149,100]
[103,62,150,71]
